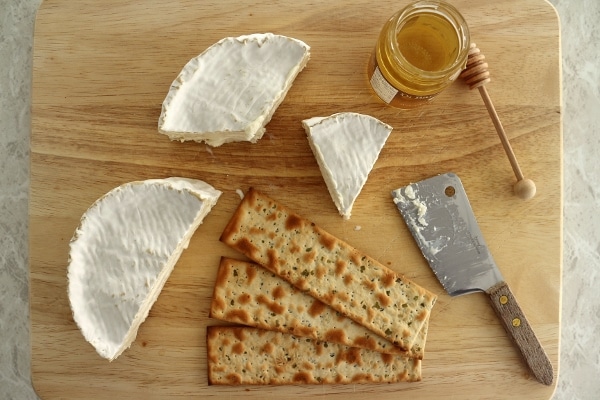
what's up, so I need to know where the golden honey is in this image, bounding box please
[368,1,470,109]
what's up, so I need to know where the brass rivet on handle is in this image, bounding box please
[499,295,508,305]
[512,318,521,327]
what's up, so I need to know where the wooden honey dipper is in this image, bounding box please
[460,43,536,200]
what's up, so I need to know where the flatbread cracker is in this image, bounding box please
[207,326,422,385]
[220,188,436,351]
[210,257,428,358]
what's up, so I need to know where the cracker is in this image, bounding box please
[207,326,422,385]
[210,257,428,358]
[220,188,436,351]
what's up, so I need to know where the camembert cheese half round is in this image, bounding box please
[158,33,310,147]
[67,178,221,361]
[302,112,393,219]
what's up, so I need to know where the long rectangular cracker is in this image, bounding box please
[207,326,422,385]
[220,188,437,351]
[210,257,428,358]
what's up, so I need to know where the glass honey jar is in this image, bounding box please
[368,0,471,109]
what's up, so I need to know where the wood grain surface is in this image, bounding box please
[29,0,562,398]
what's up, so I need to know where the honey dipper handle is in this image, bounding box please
[461,43,536,199]
[477,86,524,181]
[478,86,536,199]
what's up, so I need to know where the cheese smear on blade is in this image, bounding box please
[392,187,448,256]
[302,112,393,219]
[67,178,221,361]
[158,33,310,147]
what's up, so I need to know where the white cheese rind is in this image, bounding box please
[67,178,221,361]
[303,112,393,219]
[158,33,310,147]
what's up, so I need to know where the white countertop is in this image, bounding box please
[1,0,599,398]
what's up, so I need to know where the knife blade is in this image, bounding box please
[391,172,553,386]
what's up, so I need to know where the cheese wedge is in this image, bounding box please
[158,33,310,147]
[67,178,221,360]
[302,112,393,219]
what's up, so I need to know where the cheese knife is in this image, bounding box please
[391,172,553,385]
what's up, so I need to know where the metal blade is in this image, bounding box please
[392,172,503,296]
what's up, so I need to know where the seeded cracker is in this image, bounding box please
[207,326,422,385]
[220,188,436,352]
[211,257,429,358]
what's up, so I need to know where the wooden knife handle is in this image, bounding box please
[485,281,554,385]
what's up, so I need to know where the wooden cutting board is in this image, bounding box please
[29,0,562,398]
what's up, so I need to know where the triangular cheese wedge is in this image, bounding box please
[158,33,310,147]
[67,178,221,360]
[302,112,393,219]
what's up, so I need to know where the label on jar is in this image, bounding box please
[370,66,398,103]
